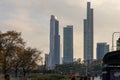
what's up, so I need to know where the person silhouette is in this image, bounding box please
[4,74,10,80]
[71,73,76,80]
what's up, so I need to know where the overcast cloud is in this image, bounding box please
[0,0,120,60]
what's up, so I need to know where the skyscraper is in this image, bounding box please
[63,25,73,63]
[96,43,109,60]
[84,2,94,61]
[49,15,60,69]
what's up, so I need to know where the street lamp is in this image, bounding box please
[83,60,88,76]
[112,32,120,51]
[83,59,93,76]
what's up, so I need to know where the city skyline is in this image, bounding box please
[0,0,120,60]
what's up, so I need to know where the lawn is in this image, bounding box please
[0,73,80,80]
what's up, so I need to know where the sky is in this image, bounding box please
[0,0,120,60]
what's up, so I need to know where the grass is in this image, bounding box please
[0,73,80,80]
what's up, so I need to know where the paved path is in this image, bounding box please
[94,77,101,80]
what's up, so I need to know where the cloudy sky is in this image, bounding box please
[0,0,120,60]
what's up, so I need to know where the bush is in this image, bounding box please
[29,73,66,80]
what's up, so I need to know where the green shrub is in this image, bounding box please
[29,73,66,80]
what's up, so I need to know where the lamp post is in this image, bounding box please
[112,32,120,51]
[84,60,88,76]
[84,59,93,76]
[83,60,87,76]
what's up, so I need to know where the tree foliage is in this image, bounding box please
[0,31,25,74]
[0,31,42,78]
[55,59,103,76]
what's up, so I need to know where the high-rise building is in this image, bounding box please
[84,2,94,62]
[49,15,60,69]
[63,25,73,63]
[96,43,109,60]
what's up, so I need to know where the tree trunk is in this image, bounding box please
[23,68,26,77]
[3,56,7,80]
[15,66,18,78]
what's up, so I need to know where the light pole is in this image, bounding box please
[83,60,88,76]
[111,32,120,51]
[84,59,93,76]
[84,60,88,76]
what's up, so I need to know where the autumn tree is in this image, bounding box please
[0,31,43,79]
[18,47,42,77]
[0,31,25,78]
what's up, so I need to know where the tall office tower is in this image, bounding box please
[84,2,94,62]
[96,43,109,60]
[49,15,60,69]
[63,25,73,63]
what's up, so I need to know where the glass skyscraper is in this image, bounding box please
[49,15,60,69]
[63,25,73,63]
[84,2,94,61]
[96,43,109,60]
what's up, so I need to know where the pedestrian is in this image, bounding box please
[88,77,90,80]
[84,76,87,80]
[80,76,83,80]
[92,76,94,80]
[71,73,76,80]
[4,74,10,80]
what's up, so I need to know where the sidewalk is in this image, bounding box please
[94,76,101,80]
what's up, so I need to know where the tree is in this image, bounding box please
[0,31,43,79]
[18,47,42,77]
[0,31,25,78]
[10,46,24,78]
[10,44,42,79]
[77,58,82,64]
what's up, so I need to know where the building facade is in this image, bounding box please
[84,2,94,61]
[63,25,73,63]
[49,15,60,69]
[96,43,109,60]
